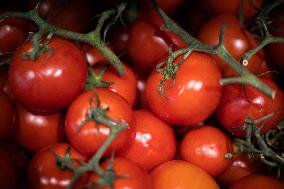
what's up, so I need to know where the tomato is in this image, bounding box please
[230,174,284,189]
[217,78,284,137]
[0,150,18,189]
[146,52,222,126]
[180,125,233,177]
[135,78,148,109]
[89,157,153,189]
[9,37,88,112]
[27,143,87,189]
[127,10,187,74]
[120,110,176,171]
[197,15,264,77]
[12,104,66,153]
[139,0,184,14]
[109,26,129,55]
[90,64,137,106]
[65,89,135,157]
[199,0,263,22]
[151,160,220,189]
[218,154,258,187]
[0,91,14,140]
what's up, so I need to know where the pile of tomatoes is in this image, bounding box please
[1,0,284,189]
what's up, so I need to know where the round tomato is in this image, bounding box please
[12,104,66,153]
[180,125,233,177]
[65,88,135,157]
[146,52,222,126]
[139,0,184,14]
[0,150,18,189]
[230,174,284,189]
[120,110,176,170]
[89,157,153,189]
[0,91,14,140]
[151,160,220,189]
[27,143,87,189]
[197,14,264,77]
[217,78,284,137]
[9,37,88,112]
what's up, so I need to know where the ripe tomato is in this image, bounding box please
[180,125,233,177]
[12,104,66,153]
[197,15,264,77]
[199,0,263,22]
[27,143,87,189]
[81,43,112,66]
[127,10,187,74]
[9,37,88,112]
[89,157,153,189]
[0,91,14,140]
[90,64,137,106]
[120,110,176,170]
[139,0,184,14]
[146,52,222,126]
[151,160,220,189]
[65,89,135,157]
[0,150,18,189]
[217,78,284,137]
[230,174,284,189]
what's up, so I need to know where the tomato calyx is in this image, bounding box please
[85,67,114,90]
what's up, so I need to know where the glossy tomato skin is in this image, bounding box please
[65,89,135,157]
[9,37,88,113]
[127,11,187,74]
[230,174,284,189]
[89,157,153,189]
[0,150,18,189]
[0,91,14,140]
[81,44,109,66]
[27,143,87,189]
[13,104,66,153]
[120,110,176,171]
[217,78,284,137]
[200,0,263,22]
[146,52,222,126]
[91,64,137,106]
[151,160,220,189]
[180,125,233,177]
[198,15,264,77]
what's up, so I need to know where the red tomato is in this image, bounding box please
[200,0,263,22]
[218,154,258,187]
[180,125,233,177]
[146,52,222,126]
[197,15,264,77]
[135,78,148,109]
[0,150,18,189]
[12,104,66,153]
[65,89,135,157]
[81,43,112,66]
[230,174,284,189]
[0,67,14,99]
[9,37,88,112]
[139,0,184,14]
[90,64,137,106]
[89,157,153,189]
[0,91,14,140]
[120,110,176,171]
[151,160,220,189]
[27,143,87,189]
[127,11,187,74]
[217,78,284,137]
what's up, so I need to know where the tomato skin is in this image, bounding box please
[65,89,135,157]
[0,150,18,189]
[9,37,88,113]
[89,157,153,189]
[139,0,184,14]
[27,143,87,189]
[120,110,176,171]
[200,0,263,22]
[92,64,137,106]
[0,91,14,140]
[151,160,220,189]
[230,174,284,189]
[198,15,263,77]
[180,125,233,177]
[12,104,66,153]
[217,78,284,137]
[127,11,187,74]
[146,52,222,126]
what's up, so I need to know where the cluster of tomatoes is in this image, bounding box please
[1,0,284,189]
